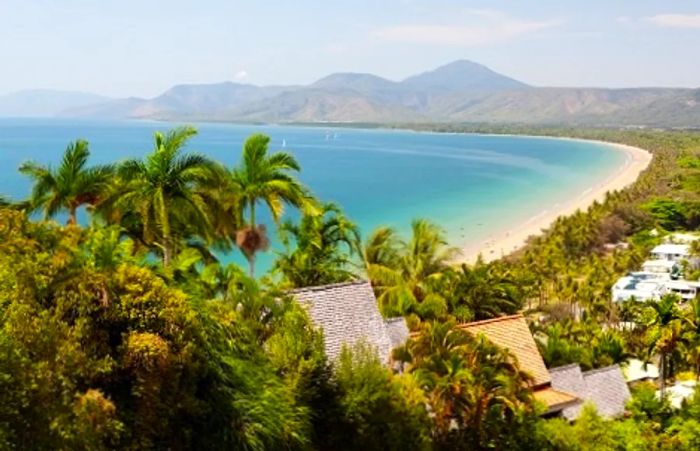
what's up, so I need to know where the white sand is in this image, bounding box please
[458,138,653,264]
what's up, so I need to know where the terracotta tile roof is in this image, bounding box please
[290,280,408,363]
[550,364,631,420]
[534,387,580,414]
[458,314,551,387]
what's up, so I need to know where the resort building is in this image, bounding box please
[641,259,681,278]
[650,244,692,263]
[458,315,579,416]
[664,280,699,301]
[290,280,409,364]
[612,276,666,302]
[549,364,631,420]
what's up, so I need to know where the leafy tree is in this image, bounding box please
[19,139,113,224]
[230,133,316,276]
[330,342,431,451]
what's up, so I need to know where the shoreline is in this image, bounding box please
[457,138,653,264]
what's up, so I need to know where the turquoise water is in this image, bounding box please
[0,118,624,270]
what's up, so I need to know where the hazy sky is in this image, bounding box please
[2,0,700,97]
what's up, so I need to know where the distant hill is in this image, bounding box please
[400,60,529,92]
[19,60,697,127]
[0,89,111,117]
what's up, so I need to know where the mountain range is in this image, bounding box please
[2,60,699,127]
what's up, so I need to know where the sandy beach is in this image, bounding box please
[458,138,653,264]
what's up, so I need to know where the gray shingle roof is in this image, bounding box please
[550,364,630,420]
[384,317,409,350]
[583,365,631,418]
[290,280,407,363]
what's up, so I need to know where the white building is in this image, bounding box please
[612,277,666,302]
[665,280,700,301]
[612,276,698,303]
[641,259,681,279]
[651,244,691,262]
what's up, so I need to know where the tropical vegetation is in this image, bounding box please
[3,125,700,449]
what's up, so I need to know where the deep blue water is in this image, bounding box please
[0,118,624,270]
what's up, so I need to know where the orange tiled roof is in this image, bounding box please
[534,386,579,413]
[457,314,551,387]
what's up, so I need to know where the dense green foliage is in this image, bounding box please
[4,125,700,449]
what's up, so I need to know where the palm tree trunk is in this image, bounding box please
[248,200,256,277]
[660,353,666,398]
[159,196,172,267]
[248,254,255,278]
[68,205,77,225]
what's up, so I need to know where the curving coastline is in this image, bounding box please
[458,138,653,263]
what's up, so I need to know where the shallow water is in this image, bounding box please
[0,118,624,271]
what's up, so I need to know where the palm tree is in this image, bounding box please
[364,219,457,318]
[103,126,222,266]
[19,140,113,224]
[274,202,361,287]
[444,262,523,322]
[230,133,316,276]
[644,294,684,397]
[400,320,534,449]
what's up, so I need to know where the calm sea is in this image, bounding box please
[0,118,624,270]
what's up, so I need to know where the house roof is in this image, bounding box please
[290,280,407,363]
[533,387,580,414]
[622,358,659,383]
[550,364,631,420]
[384,317,410,350]
[660,380,697,409]
[458,314,551,387]
[642,259,678,269]
[584,365,631,417]
[652,244,689,255]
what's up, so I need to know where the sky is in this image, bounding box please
[1,0,700,97]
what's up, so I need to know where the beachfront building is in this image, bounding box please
[612,276,666,302]
[641,259,681,279]
[290,280,409,365]
[650,244,694,264]
[549,364,631,420]
[458,315,580,416]
[664,280,699,301]
[611,276,698,303]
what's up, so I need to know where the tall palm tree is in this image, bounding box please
[19,140,113,224]
[644,294,684,397]
[103,126,222,266]
[364,219,457,318]
[230,133,316,276]
[274,202,361,287]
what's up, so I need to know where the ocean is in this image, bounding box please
[0,118,624,270]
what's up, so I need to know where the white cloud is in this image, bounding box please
[646,14,700,28]
[234,70,249,80]
[372,11,562,47]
